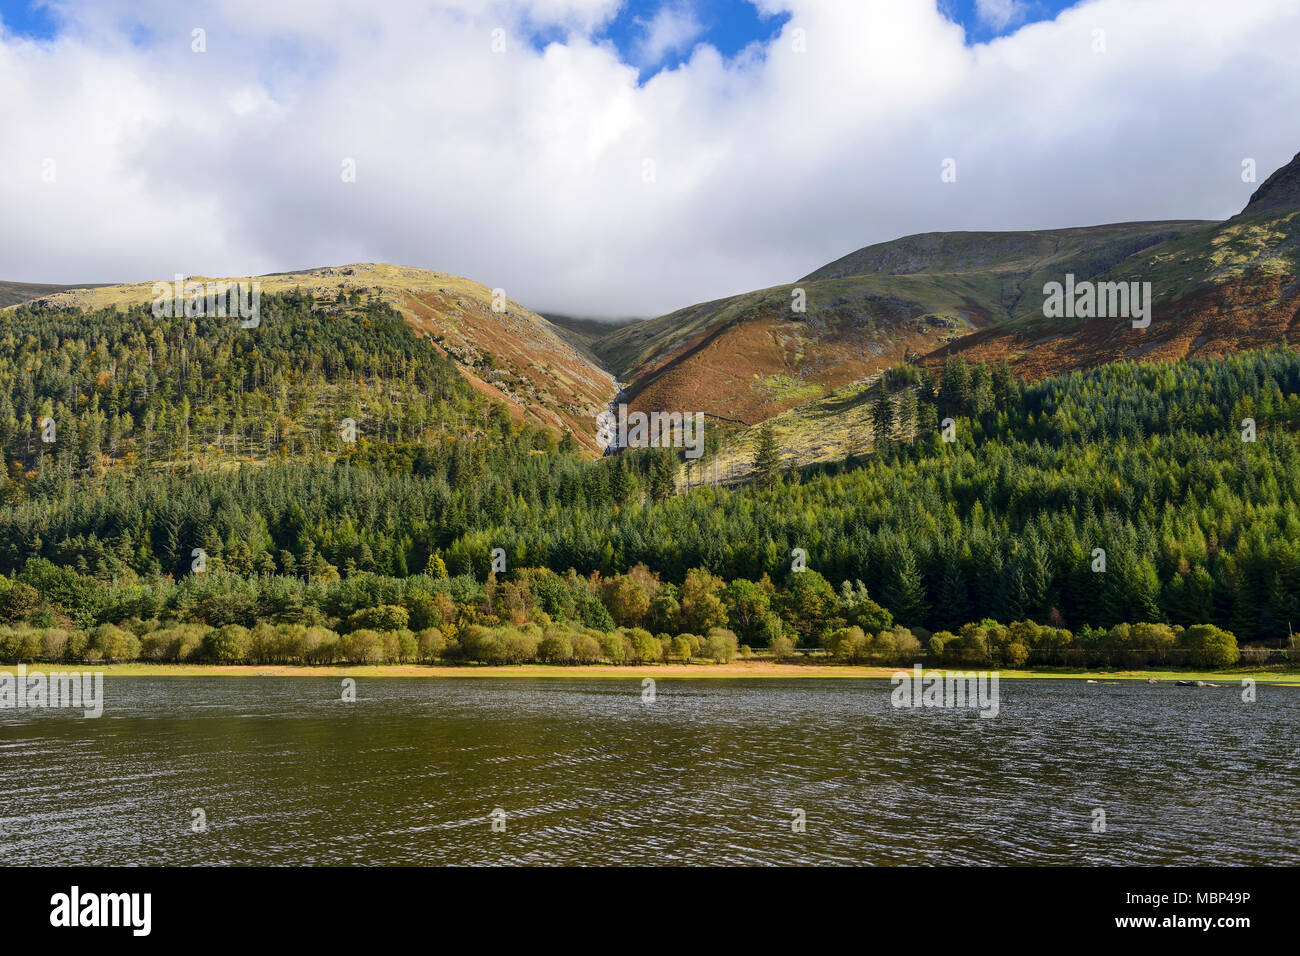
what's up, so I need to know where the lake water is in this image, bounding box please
[1,677,1295,865]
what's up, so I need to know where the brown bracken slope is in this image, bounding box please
[596,221,1214,424]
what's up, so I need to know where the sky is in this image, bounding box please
[2,0,1298,318]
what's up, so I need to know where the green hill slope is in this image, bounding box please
[939,151,1300,377]
[9,263,617,454]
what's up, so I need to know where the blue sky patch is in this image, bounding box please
[0,0,57,40]
[593,0,791,82]
[580,1,1085,83]
[940,0,1082,44]
[1,0,1087,65]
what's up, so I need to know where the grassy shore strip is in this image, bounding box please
[37,661,1300,685]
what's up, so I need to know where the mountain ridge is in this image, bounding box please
[799,221,1212,283]
[594,151,1300,440]
[7,151,1300,462]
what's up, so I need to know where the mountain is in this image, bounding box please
[607,151,1300,480]
[592,273,983,426]
[936,152,1300,378]
[800,221,1207,284]
[0,279,111,309]
[1245,149,1300,214]
[542,313,642,350]
[594,221,1209,427]
[596,151,1300,459]
[7,152,1298,464]
[13,263,617,455]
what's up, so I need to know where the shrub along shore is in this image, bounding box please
[0,554,1290,671]
[0,588,1281,671]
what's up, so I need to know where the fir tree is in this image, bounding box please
[753,424,781,489]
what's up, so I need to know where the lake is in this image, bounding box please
[1,676,1295,865]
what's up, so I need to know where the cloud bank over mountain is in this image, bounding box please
[2,0,1298,316]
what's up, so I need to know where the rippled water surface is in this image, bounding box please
[1,677,1296,865]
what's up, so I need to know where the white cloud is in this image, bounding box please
[975,0,1027,31]
[2,0,1299,318]
[634,2,705,67]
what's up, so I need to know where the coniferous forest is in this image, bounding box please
[1,292,1297,669]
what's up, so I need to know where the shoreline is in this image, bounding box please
[11,660,1297,684]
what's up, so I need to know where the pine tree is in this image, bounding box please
[881,542,927,626]
[992,359,1016,410]
[871,386,894,453]
[753,424,781,489]
[897,388,918,445]
[938,354,970,417]
[934,545,971,631]
[648,449,678,501]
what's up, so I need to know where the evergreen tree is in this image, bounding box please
[871,386,894,453]
[753,425,781,489]
[938,354,971,417]
[880,542,927,626]
[896,388,919,445]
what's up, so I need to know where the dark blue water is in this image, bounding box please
[0,677,1295,865]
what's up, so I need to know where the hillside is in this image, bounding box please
[1245,148,1300,214]
[6,344,1300,646]
[936,152,1300,377]
[7,153,1298,466]
[13,264,617,455]
[0,289,554,481]
[800,221,1209,285]
[699,184,1299,479]
[0,279,111,309]
[677,376,882,489]
[596,152,1300,458]
[596,221,1211,427]
[594,272,993,426]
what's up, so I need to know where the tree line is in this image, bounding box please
[2,298,1299,648]
[0,561,1254,669]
